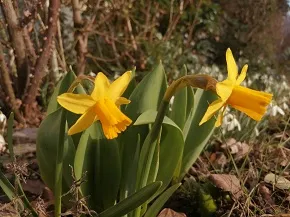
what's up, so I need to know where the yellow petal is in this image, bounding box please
[216,79,234,101]
[199,98,225,125]
[226,48,238,82]
[116,97,131,107]
[57,93,96,114]
[108,71,132,101]
[215,106,227,127]
[91,72,110,101]
[236,64,248,85]
[228,85,272,120]
[68,106,96,135]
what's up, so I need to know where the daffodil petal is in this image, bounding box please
[108,71,131,101]
[91,72,110,101]
[68,106,96,135]
[116,97,131,107]
[226,48,238,82]
[230,104,265,121]
[236,64,248,85]
[215,106,227,127]
[57,93,96,114]
[199,98,225,125]
[216,79,233,101]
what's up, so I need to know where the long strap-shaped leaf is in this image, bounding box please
[99,181,162,217]
[1,113,38,217]
[144,183,181,217]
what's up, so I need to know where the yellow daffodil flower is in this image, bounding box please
[57,71,132,139]
[199,48,273,127]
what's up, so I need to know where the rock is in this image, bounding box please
[13,128,38,144]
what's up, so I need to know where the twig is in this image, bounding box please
[0,43,24,123]
[163,0,189,41]
[186,0,203,47]
[126,16,137,51]
[1,1,29,97]
[23,0,60,116]
[56,20,67,72]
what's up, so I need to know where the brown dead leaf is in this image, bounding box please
[209,174,243,199]
[258,184,275,206]
[158,208,187,217]
[22,179,45,195]
[221,138,250,160]
[264,173,290,190]
[274,147,290,167]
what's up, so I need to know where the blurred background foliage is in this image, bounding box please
[59,0,290,78]
[0,0,289,122]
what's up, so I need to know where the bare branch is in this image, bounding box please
[1,1,29,97]
[23,0,60,113]
[72,0,94,75]
[0,43,24,123]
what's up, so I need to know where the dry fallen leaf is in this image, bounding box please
[209,174,243,199]
[221,138,250,160]
[274,147,290,167]
[22,179,45,195]
[258,184,275,206]
[264,173,290,190]
[158,208,187,217]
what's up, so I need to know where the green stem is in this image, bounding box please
[54,109,67,217]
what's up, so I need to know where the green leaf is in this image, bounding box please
[119,126,148,202]
[134,110,178,127]
[144,183,181,217]
[180,89,217,179]
[47,70,85,115]
[99,181,162,217]
[0,170,16,201]
[120,62,167,201]
[134,110,184,193]
[74,123,121,212]
[170,65,188,129]
[119,135,141,203]
[36,109,75,193]
[47,70,86,147]
[125,62,167,120]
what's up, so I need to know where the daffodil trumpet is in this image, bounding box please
[57,71,132,139]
